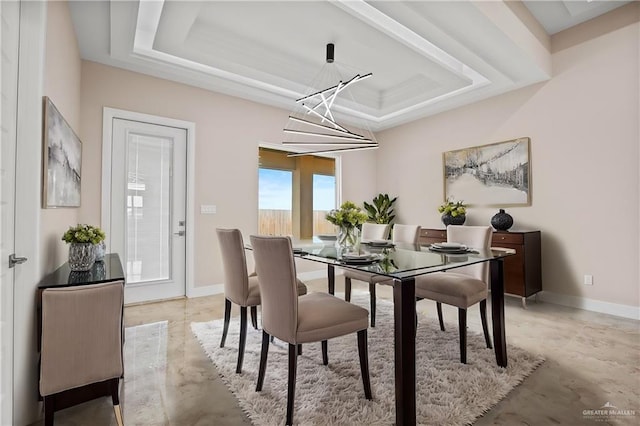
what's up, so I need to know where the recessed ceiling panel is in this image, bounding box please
[152,1,472,113]
[67,1,622,130]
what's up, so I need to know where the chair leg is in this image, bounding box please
[110,378,124,426]
[237,306,248,373]
[369,283,377,327]
[480,300,493,349]
[357,330,373,400]
[250,306,258,330]
[220,298,232,348]
[436,302,445,331]
[43,396,54,426]
[458,308,467,364]
[113,404,124,426]
[298,344,302,356]
[256,331,270,391]
[286,343,298,426]
[345,277,352,302]
[321,340,328,365]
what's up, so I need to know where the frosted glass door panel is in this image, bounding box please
[127,134,172,283]
[111,117,186,304]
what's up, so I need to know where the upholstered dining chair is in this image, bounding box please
[39,280,125,426]
[361,222,391,241]
[344,224,421,327]
[415,225,493,363]
[216,228,308,374]
[343,223,390,301]
[250,235,372,426]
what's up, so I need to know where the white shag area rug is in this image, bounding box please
[191,292,543,426]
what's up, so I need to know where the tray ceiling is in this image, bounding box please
[69,0,629,131]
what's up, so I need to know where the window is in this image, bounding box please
[258,147,336,238]
[258,168,293,236]
[313,174,336,235]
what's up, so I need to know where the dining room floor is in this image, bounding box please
[31,276,639,426]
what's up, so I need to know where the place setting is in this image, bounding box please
[340,252,381,265]
[362,239,395,248]
[428,242,477,254]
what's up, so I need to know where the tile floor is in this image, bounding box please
[32,277,639,425]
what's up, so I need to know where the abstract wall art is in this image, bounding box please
[443,137,531,206]
[42,96,81,208]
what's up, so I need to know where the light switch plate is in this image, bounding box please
[201,205,217,214]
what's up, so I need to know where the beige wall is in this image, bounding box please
[79,62,375,286]
[41,0,82,273]
[376,7,639,309]
[51,1,638,311]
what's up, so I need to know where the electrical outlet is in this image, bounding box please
[201,205,217,214]
[584,274,593,286]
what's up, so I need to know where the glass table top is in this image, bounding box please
[291,240,515,280]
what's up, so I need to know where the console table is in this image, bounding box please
[420,228,542,307]
[37,254,126,418]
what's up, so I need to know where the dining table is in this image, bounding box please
[289,239,515,426]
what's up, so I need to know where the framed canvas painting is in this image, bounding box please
[42,96,81,208]
[443,137,531,206]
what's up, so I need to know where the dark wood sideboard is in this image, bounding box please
[420,228,542,307]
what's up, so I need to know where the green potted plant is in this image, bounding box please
[363,193,397,225]
[325,201,368,253]
[438,198,467,226]
[62,224,106,271]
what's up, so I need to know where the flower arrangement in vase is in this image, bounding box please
[61,224,106,271]
[325,201,368,254]
[438,198,467,226]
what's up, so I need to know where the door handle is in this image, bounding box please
[173,231,185,237]
[9,254,28,268]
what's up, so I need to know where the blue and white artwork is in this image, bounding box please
[43,97,81,207]
[443,137,530,206]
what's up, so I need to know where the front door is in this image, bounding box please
[110,118,187,304]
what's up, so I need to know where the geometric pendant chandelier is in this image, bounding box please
[283,43,378,157]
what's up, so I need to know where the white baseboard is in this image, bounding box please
[188,284,224,298]
[187,281,639,320]
[538,291,640,320]
[187,269,336,299]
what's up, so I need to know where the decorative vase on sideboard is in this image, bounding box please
[441,213,466,227]
[491,209,514,231]
[68,243,96,272]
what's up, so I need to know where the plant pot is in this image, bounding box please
[441,213,466,227]
[491,209,513,231]
[68,243,96,272]
[93,241,106,262]
[336,225,361,256]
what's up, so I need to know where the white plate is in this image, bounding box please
[368,240,393,246]
[432,242,466,249]
[342,254,372,260]
[316,234,337,241]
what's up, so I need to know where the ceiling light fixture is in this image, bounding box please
[284,43,378,157]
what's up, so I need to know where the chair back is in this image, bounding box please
[447,225,492,283]
[40,281,124,396]
[250,235,299,343]
[392,224,422,244]
[216,228,251,305]
[361,223,391,241]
